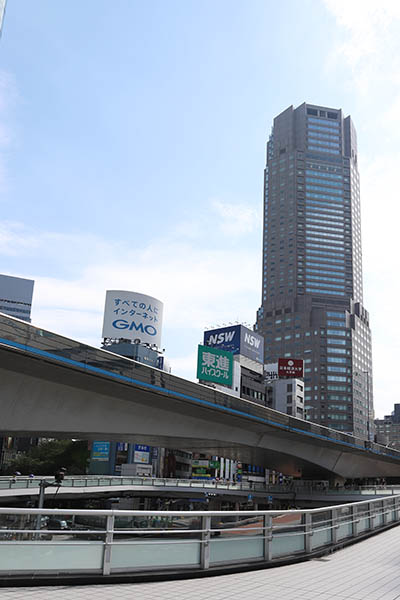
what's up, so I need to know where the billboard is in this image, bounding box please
[197,344,233,386]
[134,444,151,464]
[203,325,264,364]
[278,358,304,378]
[91,441,110,462]
[102,290,163,348]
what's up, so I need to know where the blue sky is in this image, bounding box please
[1,1,399,417]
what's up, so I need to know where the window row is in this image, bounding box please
[306,281,346,289]
[308,137,340,148]
[306,275,345,283]
[306,191,345,202]
[308,145,340,155]
[327,348,347,354]
[306,185,343,196]
[306,199,345,210]
[306,223,344,232]
[307,131,340,141]
[307,116,340,127]
[305,169,342,180]
[305,259,345,267]
[306,217,344,226]
[306,205,345,214]
[305,177,343,187]
[306,244,345,254]
[305,288,346,295]
[306,269,345,277]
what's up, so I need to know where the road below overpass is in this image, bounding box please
[1,313,400,480]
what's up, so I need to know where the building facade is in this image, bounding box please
[0,273,34,322]
[255,103,373,439]
[375,404,400,449]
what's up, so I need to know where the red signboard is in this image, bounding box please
[278,358,304,378]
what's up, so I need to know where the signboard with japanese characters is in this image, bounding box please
[91,441,110,462]
[133,444,151,464]
[278,358,304,378]
[197,344,233,387]
[102,290,163,348]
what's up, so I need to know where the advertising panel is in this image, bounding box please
[239,326,264,363]
[197,345,233,386]
[203,325,263,363]
[134,444,150,464]
[91,441,110,462]
[102,290,163,348]
[278,358,304,378]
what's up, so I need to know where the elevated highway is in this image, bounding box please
[0,313,399,480]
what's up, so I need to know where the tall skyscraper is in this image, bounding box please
[255,103,373,439]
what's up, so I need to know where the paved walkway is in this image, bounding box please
[2,526,400,600]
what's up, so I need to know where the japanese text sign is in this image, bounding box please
[278,358,304,378]
[197,344,233,387]
[102,290,163,348]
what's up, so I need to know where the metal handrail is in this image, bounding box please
[0,495,398,577]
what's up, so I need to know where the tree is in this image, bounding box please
[3,440,90,475]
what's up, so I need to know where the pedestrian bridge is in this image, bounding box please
[0,476,398,506]
[0,493,399,583]
[1,313,400,480]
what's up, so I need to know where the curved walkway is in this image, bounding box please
[2,524,400,599]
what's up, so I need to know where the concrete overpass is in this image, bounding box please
[1,312,400,480]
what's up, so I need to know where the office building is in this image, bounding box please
[0,273,34,322]
[255,103,373,439]
[375,404,400,449]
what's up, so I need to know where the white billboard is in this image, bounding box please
[102,290,163,348]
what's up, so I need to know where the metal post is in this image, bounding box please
[331,509,338,544]
[305,513,312,553]
[263,514,272,562]
[368,502,375,530]
[102,515,114,576]
[352,504,359,538]
[35,480,47,534]
[200,515,211,569]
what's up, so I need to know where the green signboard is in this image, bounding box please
[197,344,233,386]
[209,460,220,469]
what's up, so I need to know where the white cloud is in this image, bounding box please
[211,199,261,236]
[324,0,400,416]
[0,217,261,382]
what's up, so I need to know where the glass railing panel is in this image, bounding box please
[373,502,384,527]
[0,541,104,572]
[336,506,353,540]
[356,504,370,532]
[385,499,395,523]
[209,515,264,563]
[111,514,201,569]
[271,528,305,557]
[271,512,304,557]
[311,510,332,549]
[210,537,264,563]
[111,540,201,570]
